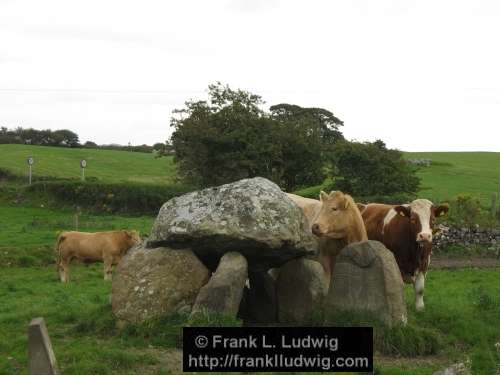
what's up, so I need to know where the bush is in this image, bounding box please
[0,168,22,182]
[445,193,482,227]
[27,181,194,215]
[330,140,420,196]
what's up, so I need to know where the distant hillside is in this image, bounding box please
[0,144,176,185]
[405,152,500,205]
[1,145,498,206]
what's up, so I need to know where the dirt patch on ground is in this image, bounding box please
[430,256,500,269]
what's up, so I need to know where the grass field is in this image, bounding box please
[0,202,499,374]
[1,146,500,373]
[0,144,176,185]
[405,152,500,205]
[2,256,499,374]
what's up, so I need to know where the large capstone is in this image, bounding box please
[324,240,407,327]
[111,244,210,324]
[148,177,316,270]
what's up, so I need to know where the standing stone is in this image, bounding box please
[147,177,317,271]
[112,244,210,324]
[191,252,248,318]
[325,241,407,327]
[276,258,328,324]
[28,317,60,375]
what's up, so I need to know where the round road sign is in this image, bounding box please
[27,157,34,165]
[80,159,87,168]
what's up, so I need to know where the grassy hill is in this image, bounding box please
[405,152,500,205]
[1,145,499,206]
[0,144,176,185]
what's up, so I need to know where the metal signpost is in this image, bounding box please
[27,156,34,185]
[80,159,87,181]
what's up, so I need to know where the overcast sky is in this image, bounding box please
[1,0,499,151]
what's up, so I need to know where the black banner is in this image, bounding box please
[183,326,373,372]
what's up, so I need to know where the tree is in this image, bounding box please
[153,141,174,157]
[84,141,98,148]
[331,140,420,196]
[52,129,80,147]
[270,104,344,190]
[270,103,344,145]
[170,83,346,190]
[153,142,165,151]
[170,83,283,187]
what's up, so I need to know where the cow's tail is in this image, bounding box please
[54,232,66,270]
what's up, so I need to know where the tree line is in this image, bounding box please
[0,126,171,154]
[169,83,420,196]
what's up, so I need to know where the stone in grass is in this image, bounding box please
[112,244,210,324]
[324,240,407,327]
[28,317,60,375]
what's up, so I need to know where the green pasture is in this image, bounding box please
[405,152,500,205]
[1,259,499,374]
[0,202,499,373]
[0,144,176,185]
[1,146,500,373]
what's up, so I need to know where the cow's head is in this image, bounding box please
[124,230,141,249]
[394,199,449,244]
[311,190,356,239]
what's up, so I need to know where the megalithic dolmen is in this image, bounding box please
[28,317,60,375]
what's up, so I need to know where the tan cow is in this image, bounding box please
[287,191,367,285]
[286,193,322,227]
[55,230,141,283]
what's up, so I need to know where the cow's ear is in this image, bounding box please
[434,204,449,217]
[342,194,352,209]
[343,198,350,209]
[394,205,411,218]
[356,203,366,213]
[319,191,329,202]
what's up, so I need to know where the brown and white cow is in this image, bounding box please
[55,230,141,283]
[358,199,448,311]
[287,191,368,285]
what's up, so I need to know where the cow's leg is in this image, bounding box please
[103,256,113,281]
[59,259,70,283]
[414,271,426,311]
